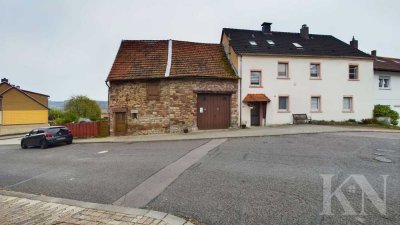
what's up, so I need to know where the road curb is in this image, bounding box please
[73,128,400,144]
[0,189,195,225]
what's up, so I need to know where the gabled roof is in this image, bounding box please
[0,81,49,97]
[222,28,372,58]
[0,86,49,109]
[374,56,400,72]
[107,40,237,81]
[21,89,50,97]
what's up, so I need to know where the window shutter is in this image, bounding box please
[147,81,161,100]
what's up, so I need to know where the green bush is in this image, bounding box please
[48,109,79,125]
[373,105,399,125]
[49,108,64,121]
[361,118,377,124]
[61,111,78,124]
[64,95,101,121]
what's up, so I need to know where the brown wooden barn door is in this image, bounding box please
[114,112,127,135]
[197,94,231,130]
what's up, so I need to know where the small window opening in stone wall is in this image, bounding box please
[131,109,139,120]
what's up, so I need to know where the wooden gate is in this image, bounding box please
[114,112,127,135]
[197,94,231,129]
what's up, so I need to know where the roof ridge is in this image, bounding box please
[0,86,49,109]
[22,89,49,97]
[121,39,221,46]
[377,56,400,61]
[222,27,332,37]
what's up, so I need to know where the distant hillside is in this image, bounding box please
[49,100,108,112]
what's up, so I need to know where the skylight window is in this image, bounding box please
[393,60,400,64]
[376,59,386,63]
[267,40,275,45]
[249,41,257,46]
[292,43,303,48]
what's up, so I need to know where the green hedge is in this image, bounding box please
[373,105,399,125]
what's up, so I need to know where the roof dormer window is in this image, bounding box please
[249,41,257,46]
[292,43,303,49]
[267,40,275,45]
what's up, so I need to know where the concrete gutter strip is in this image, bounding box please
[114,139,227,208]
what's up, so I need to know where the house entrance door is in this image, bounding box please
[114,112,127,135]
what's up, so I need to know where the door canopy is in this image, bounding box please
[243,94,270,103]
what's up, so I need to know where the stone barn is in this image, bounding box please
[106,40,238,135]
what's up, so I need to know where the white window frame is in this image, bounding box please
[378,76,391,90]
[250,71,261,86]
[343,96,353,112]
[349,65,359,80]
[278,62,289,78]
[311,96,321,112]
[310,63,321,79]
[278,96,290,112]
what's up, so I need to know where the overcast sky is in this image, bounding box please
[0,0,399,101]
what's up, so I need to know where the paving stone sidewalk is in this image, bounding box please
[0,190,195,225]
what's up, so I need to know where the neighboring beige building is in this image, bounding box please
[0,78,49,135]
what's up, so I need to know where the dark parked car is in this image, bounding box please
[21,126,73,149]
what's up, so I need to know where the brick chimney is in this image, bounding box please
[300,24,309,39]
[371,50,377,57]
[261,22,272,34]
[350,36,358,49]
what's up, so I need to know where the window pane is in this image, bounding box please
[384,79,389,88]
[343,97,352,110]
[250,71,261,85]
[310,64,319,77]
[279,97,288,110]
[278,63,288,77]
[311,97,320,110]
[349,65,358,79]
[379,78,383,88]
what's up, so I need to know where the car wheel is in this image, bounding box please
[66,140,72,145]
[21,141,27,149]
[40,140,48,149]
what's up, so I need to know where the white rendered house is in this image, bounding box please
[221,22,374,126]
[372,50,400,116]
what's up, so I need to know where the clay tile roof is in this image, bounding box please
[243,94,271,102]
[169,41,236,79]
[108,40,168,81]
[107,40,237,81]
[374,56,400,72]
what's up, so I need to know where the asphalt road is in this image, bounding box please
[0,140,208,204]
[0,132,399,225]
[146,132,400,225]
